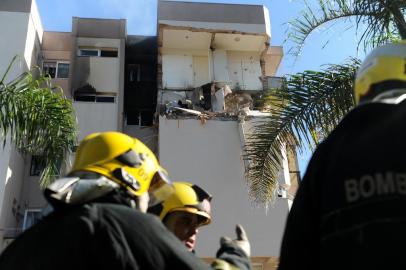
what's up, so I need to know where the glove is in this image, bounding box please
[220,224,251,257]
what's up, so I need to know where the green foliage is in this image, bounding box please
[288,0,406,56]
[244,59,359,205]
[0,56,77,187]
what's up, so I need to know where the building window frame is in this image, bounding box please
[78,48,100,57]
[78,47,118,58]
[29,155,46,176]
[22,209,43,231]
[42,61,70,79]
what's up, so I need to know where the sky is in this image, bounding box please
[35,0,366,174]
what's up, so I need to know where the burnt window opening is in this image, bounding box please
[42,61,70,78]
[43,61,56,78]
[100,50,118,57]
[129,64,141,82]
[128,64,155,83]
[75,95,96,102]
[74,84,116,103]
[96,96,115,103]
[74,95,115,103]
[126,111,154,126]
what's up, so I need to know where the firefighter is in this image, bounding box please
[278,41,406,270]
[149,181,251,269]
[0,131,250,270]
[148,182,212,252]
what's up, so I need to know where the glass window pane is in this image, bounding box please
[79,49,99,56]
[57,63,69,78]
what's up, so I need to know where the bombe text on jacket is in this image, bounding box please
[345,172,406,203]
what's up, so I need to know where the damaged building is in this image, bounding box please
[157,1,298,269]
[0,1,299,269]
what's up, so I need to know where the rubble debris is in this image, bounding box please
[161,82,255,119]
[225,92,253,114]
[171,107,202,116]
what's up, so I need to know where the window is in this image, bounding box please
[30,156,62,176]
[57,63,70,78]
[100,50,118,57]
[79,49,99,57]
[74,93,116,103]
[23,209,43,231]
[128,64,155,82]
[42,61,70,79]
[129,64,140,82]
[30,156,45,176]
[78,48,118,58]
[126,111,154,126]
[43,61,56,78]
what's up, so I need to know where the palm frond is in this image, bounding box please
[0,57,77,187]
[244,59,360,205]
[288,0,405,57]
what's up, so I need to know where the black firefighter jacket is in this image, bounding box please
[278,100,406,270]
[0,190,250,270]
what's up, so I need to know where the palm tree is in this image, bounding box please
[244,0,405,205]
[244,60,358,205]
[288,0,406,56]
[0,56,77,187]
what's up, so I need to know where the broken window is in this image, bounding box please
[78,48,118,58]
[75,94,115,103]
[42,61,69,79]
[43,61,57,78]
[129,64,141,82]
[126,111,153,126]
[100,50,118,57]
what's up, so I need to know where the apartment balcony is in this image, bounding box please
[158,1,282,93]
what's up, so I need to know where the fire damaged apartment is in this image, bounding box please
[0,1,299,269]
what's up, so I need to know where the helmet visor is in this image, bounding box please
[148,169,174,206]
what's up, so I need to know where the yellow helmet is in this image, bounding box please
[355,40,406,104]
[70,131,172,205]
[148,182,212,226]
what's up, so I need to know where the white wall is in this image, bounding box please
[74,102,119,141]
[193,56,209,87]
[0,11,30,80]
[212,49,229,83]
[87,57,120,92]
[159,116,290,257]
[162,54,193,89]
[0,6,43,249]
[227,51,262,90]
[162,48,210,89]
[24,0,43,69]
[0,146,25,250]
